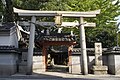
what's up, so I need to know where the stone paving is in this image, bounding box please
[0,72,120,80]
[0,65,119,80]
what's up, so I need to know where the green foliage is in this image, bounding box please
[13,0,120,47]
[0,1,3,17]
[84,0,120,47]
[0,0,119,47]
[13,0,49,10]
[60,0,120,47]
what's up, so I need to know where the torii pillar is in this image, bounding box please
[27,16,36,75]
[13,8,100,75]
[79,17,88,75]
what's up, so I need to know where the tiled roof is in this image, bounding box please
[73,48,95,52]
[0,23,15,30]
[72,48,108,54]
[0,46,15,50]
[36,33,76,42]
[0,46,16,53]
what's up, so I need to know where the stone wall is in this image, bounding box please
[69,55,81,74]
[70,52,108,74]
[108,54,115,74]
[33,55,45,72]
[0,53,18,75]
[107,51,120,75]
[18,49,44,74]
[17,48,120,75]
[70,49,120,75]
[114,55,120,74]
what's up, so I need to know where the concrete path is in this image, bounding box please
[0,72,120,80]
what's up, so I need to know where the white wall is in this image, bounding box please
[0,30,18,48]
[10,31,18,48]
[0,36,10,46]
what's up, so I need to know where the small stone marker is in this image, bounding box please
[93,43,108,74]
[95,43,102,66]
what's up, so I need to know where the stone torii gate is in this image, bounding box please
[14,8,100,75]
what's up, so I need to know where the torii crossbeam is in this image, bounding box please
[14,8,100,75]
[14,7,100,17]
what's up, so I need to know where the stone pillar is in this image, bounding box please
[93,43,108,74]
[95,43,102,66]
[79,17,88,75]
[27,16,36,75]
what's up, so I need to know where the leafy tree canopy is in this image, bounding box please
[0,0,120,47]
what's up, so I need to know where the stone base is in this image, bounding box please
[18,61,27,74]
[93,66,108,75]
[19,65,27,74]
[19,63,46,74]
[0,65,17,75]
